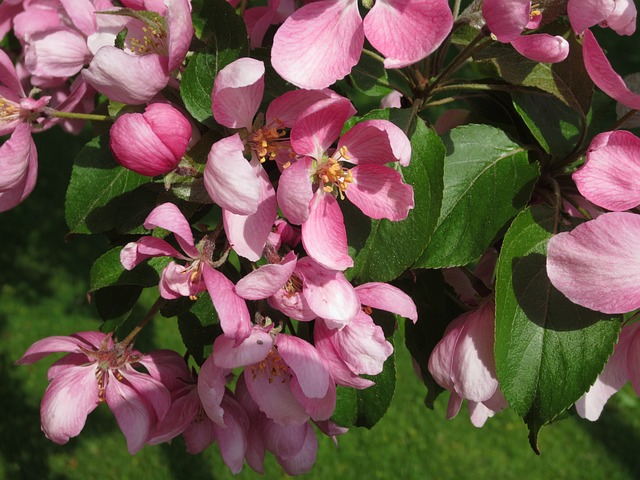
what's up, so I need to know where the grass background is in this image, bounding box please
[3,22,640,480]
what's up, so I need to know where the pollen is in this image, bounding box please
[284,274,303,297]
[249,125,287,163]
[316,157,354,199]
[0,98,19,119]
[129,17,168,55]
[249,349,291,384]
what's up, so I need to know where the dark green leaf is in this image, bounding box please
[89,246,171,292]
[178,292,221,365]
[415,124,539,268]
[494,206,621,451]
[349,53,393,98]
[94,285,142,324]
[181,0,249,126]
[331,386,358,428]
[347,110,445,282]
[65,135,151,234]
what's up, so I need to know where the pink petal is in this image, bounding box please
[276,157,314,225]
[25,29,91,78]
[212,57,265,130]
[222,159,277,261]
[197,354,229,425]
[267,288,317,321]
[296,256,360,327]
[266,89,356,128]
[346,164,414,221]
[159,261,205,299]
[167,0,194,72]
[338,121,398,165]
[510,34,569,63]
[604,0,637,35]
[202,265,252,341]
[290,375,336,421]
[328,310,393,375]
[0,48,25,96]
[0,124,37,213]
[182,414,216,453]
[138,349,191,393]
[105,374,155,454]
[212,394,249,473]
[355,282,418,321]
[141,102,192,160]
[82,47,169,104]
[572,130,640,211]
[60,0,97,36]
[143,202,199,258]
[271,0,363,89]
[482,0,531,42]
[301,192,353,271]
[277,334,330,399]
[120,237,184,271]
[364,0,453,69]
[276,421,318,475]
[212,329,274,369]
[582,28,640,110]
[290,98,354,159]
[428,315,466,392]
[40,365,99,444]
[547,212,640,314]
[17,332,106,365]
[568,0,615,34]
[204,134,260,215]
[120,367,171,423]
[235,251,297,300]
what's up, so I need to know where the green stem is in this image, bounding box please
[452,0,462,19]
[120,297,166,347]
[45,108,113,123]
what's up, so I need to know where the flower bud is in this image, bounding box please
[110,103,192,176]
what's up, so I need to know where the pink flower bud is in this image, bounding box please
[109,103,192,176]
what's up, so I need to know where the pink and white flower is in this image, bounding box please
[428,301,508,427]
[277,98,413,270]
[568,0,636,35]
[16,331,171,454]
[271,0,453,89]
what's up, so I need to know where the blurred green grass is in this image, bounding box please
[2,126,640,480]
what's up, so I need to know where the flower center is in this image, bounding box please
[248,123,290,163]
[129,16,168,56]
[284,273,303,297]
[250,348,291,384]
[0,97,20,122]
[315,146,353,199]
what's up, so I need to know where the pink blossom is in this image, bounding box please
[277,99,413,270]
[16,332,172,454]
[576,321,640,420]
[235,375,318,475]
[482,0,569,63]
[243,0,295,48]
[120,202,252,340]
[568,0,636,35]
[271,0,453,89]
[82,0,193,104]
[547,211,640,314]
[572,130,640,212]
[582,28,640,110]
[235,252,361,328]
[213,325,336,427]
[428,301,507,427]
[110,102,192,176]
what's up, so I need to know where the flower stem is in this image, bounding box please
[45,108,113,123]
[120,296,166,347]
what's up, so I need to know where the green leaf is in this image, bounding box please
[415,124,539,269]
[89,247,171,292]
[347,110,445,283]
[94,285,142,323]
[349,54,393,98]
[65,135,151,234]
[178,292,221,365]
[513,92,582,159]
[355,337,396,428]
[181,0,248,126]
[494,206,621,452]
[331,386,358,428]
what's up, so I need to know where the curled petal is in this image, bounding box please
[212,394,249,474]
[266,89,355,128]
[120,237,184,271]
[212,57,265,130]
[482,0,531,42]
[236,251,298,300]
[143,202,199,258]
[212,329,273,369]
[583,29,640,110]
[0,124,37,213]
[355,282,418,321]
[277,334,330,399]
[547,212,640,314]
[197,354,229,425]
[277,157,314,225]
[167,0,194,72]
[510,34,569,63]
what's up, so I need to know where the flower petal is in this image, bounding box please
[143,202,199,258]
[355,282,418,321]
[236,251,297,300]
[0,124,37,213]
[510,34,569,63]
[277,334,330,399]
[482,0,530,42]
[277,157,314,225]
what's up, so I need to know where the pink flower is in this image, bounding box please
[271,0,453,89]
[121,202,252,340]
[235,375,318,475]
[575,321,640,420]
[482,0,569,63]
[315,282,417,388]
[110,102,192,176]
[277,98,413,270]
[16,332,172,454]
[572,130,640,212]
[82,0,193,104]
[568,0,636,35]
[213,325,336,427]
[428,301,507,427]
[547,211,640,314]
